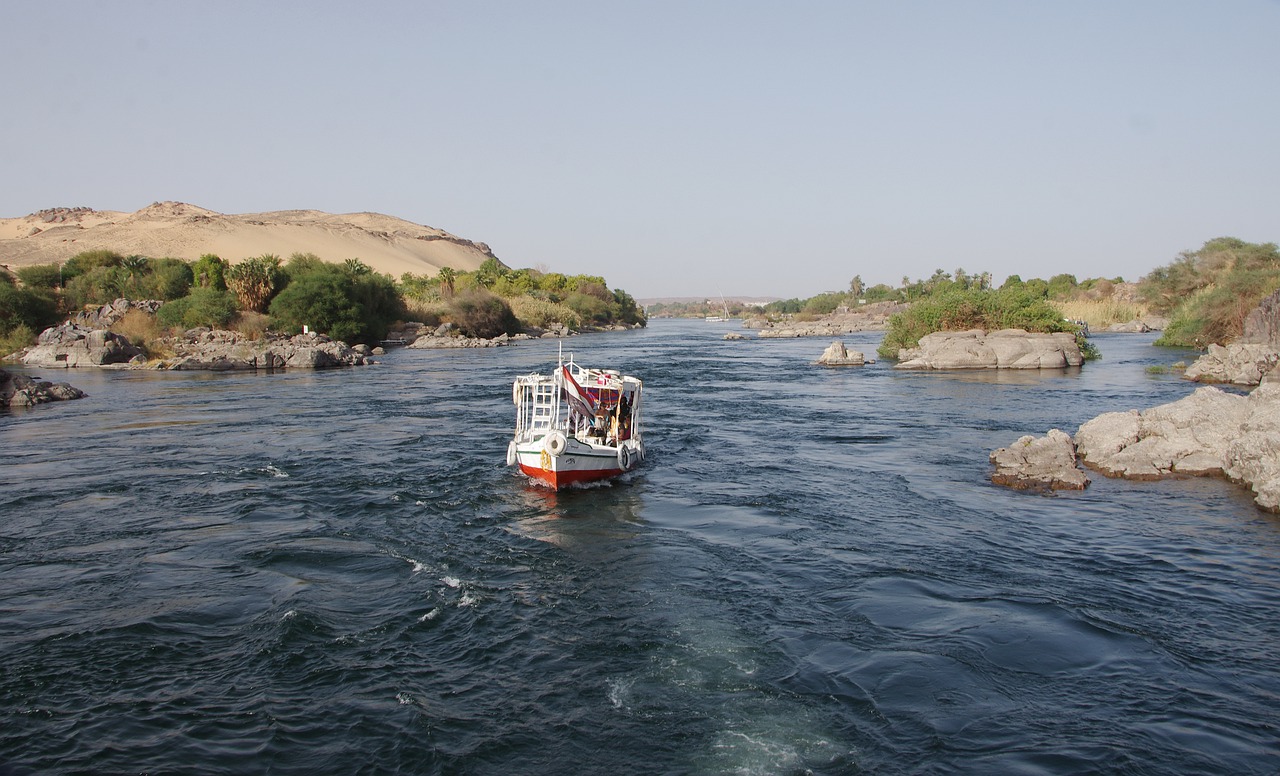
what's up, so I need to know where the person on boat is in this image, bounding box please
[617,395,632,441]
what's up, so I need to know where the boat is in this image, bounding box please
[506,354,644,489]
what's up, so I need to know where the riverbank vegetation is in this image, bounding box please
[0,251,645,351]
[1138,237,1280,347]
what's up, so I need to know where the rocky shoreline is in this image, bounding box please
[991,384,1280,512]
[6,298,643,372]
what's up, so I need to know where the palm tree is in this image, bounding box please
[437,267,456,299]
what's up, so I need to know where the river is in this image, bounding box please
[2,319,1278,774]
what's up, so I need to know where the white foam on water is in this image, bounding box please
[457,593,478,608]
[281,610,297,621]
[606,677,634,710]
[396,692,413,705]
[417,608,440,622]
[441,576,461,588]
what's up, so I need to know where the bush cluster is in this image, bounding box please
[1142,238,1280,347]
[877,288,1087,360]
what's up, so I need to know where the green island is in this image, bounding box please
[0,251,645,358]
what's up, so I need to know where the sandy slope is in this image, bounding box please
[0,201,497,278]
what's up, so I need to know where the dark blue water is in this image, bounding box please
[3,321,1278,775]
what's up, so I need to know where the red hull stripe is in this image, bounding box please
[518,463,623,489]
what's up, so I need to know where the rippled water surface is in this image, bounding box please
[3,321,1278,774]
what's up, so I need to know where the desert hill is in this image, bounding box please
[0,202,498,278]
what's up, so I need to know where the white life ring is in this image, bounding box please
[544,431,567,456]
[506,440,517,466]
[618,445,631,471]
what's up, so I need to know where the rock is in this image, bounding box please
[815,340,865,366]
[1075,386,1249,480]
[0,368,86,408]
[990,429,1090,491]
[997,383,1280,510]
[161,331,368,370]
[723,332,747,341]
[22,324,143,367]
[1183,343,1279,386]
[1072,384,1280,511]
[408,335,509,349]
[1241,288,1280,348]
[73,298,163,328]
[896,329,1083,370]
[433,322,456,337]
[1106,320,1152,333]
[1181,290,1280,386]
[1223,383,1280,511]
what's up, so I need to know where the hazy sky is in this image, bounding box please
[3,1,1277,299]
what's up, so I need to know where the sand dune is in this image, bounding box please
[0,201,498,278]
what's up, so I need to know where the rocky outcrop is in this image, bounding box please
[1072,384,1280,511]
[162,330,370,370]
[1182,290,1280,386]
[0,368,86,408]
[815,340,866,366]
[1074,386,1248,480]
[896,329,1084,370]
[753,302,904,338]
[1182,343,1279,386]
[22,324,143,367]
[989,429,1089,491]
[723,332,747,341]
[409,332,514,349]
[73,298,163,328]
[1241,288,1280,348]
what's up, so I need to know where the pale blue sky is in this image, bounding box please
[3,1,1277,299]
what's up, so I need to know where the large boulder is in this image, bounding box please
[994,384,1280,510]
[1241,288,1280,348]
[896,329,1084,370]
[1075,386,1248,480]
[0,368,86,408]
[815,340,866,366]
[1073,384,1280,511]
[1183,343,1279,386]
[990,429,1090,490]
[1223,383,1280,511]
[22,324,143,367]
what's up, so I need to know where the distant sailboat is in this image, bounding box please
[705,292,730,322]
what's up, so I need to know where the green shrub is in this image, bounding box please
[0,324,36,357]
[509,296,581,329]
[0,283,60,335]
[449,289,518,338]
[191,254,228,290]
[15,263,63,289]
[140,258,194,301]
[565,292,613,324]
[1145,237,1280,346]
[268,270,363,342]
[157,288,240,330]
[61,249,124,281]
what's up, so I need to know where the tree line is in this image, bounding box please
[1,251,646,354]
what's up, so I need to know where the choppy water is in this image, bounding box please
[2,321,1278,775]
